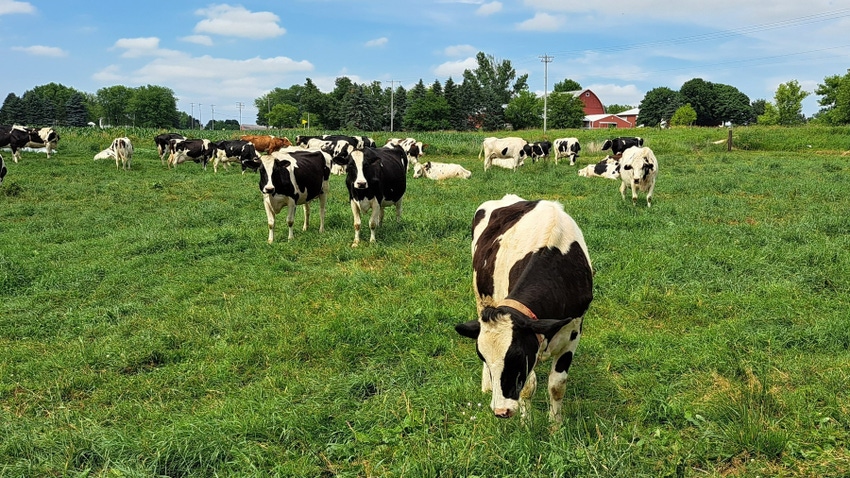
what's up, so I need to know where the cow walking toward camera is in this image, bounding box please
[333,145,407,247]
[618,146,658,207]
[258,149,331,243]
[455,194,593,422]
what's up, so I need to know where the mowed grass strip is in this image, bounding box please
[1,126,849,476]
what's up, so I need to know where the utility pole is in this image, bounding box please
[237,102,244,130]
[210,104,215,129]
[539,54,553,134]
[389,80,399,132]
[190,103,195,129]
[198,103,202,130]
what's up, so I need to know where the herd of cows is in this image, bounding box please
[1,124,660,422]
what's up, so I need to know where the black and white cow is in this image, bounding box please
[479,137,532,171]
[553,137,581,165]
[455,194,593,421]
[94,137,134,170]
[168,138,215,170]
[601,136,644,157]
[0,125,60,163]
[213,140,260,173]
[578,155,620,179]
[619,146,658,207]
[333,145,408,247]
[258,149,331,243]
[385,137,426,169]
[0,153,6,185]
[529,140,552,162]
[154,133,185,164]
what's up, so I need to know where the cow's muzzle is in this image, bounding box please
[354,181,367,189]
[493,408,515,419]
[264,187,275,195]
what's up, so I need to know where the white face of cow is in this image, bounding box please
[457,309,541,418]
[348,150,368,189]
[259,156,277,194]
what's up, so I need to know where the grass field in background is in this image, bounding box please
[1,126,849,476]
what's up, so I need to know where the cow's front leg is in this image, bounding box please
[480,363,492,393]
[318,194,327,233]
[264,196,278,244]
[394,199,403,221]
[302,202,311,232]
[286,202,298,240]
[519,371,537,421]
[369,200,382,243]
[619,181,627,201]
[350,200,362,247]
[631,183,639,206]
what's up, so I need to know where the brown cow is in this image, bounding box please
[240,135,292,153]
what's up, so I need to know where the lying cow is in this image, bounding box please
[619,146,658,207]
[332,145,407,247]
[412,161,471,180]
[553,137,581,165]
[213,140,260,173]
[94,137,134,170]
[154,133,185,164]
[601,136,643,156]
[578,155,620,179]
[479,137,531,172]
[455,194,593,421]
[258,149,331,243]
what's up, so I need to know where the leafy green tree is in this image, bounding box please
[128,85,178,128]
[670,103,697,126]
[713,83,754,125]
[813,70,850,125]
[553,79,581,93]
[403,89,450,131]
[546,92,585,129]
[758,102,779,125]
[468,52,528,130]
[0,93,24,124]
[605,104,634,115]
[299,78,328,128]
[96,85,133,127]
[637,87,682,127]
[505,90,542,130]
[679,78,716,125]
[773,80,809,125]
[751,99,767,118]
[267,103,300,128]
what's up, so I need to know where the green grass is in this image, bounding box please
[2,126,850,476]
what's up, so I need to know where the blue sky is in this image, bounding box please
[2,0,849,125]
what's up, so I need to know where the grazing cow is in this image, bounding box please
[0,153,6,185]
[212,140,260,173]
[94,137,134,170]
[601,136,644,156]
[455,194,593,422]
[553,137,581,165]
[154,133,185,164]
[0,125,60,163]
[412,161,471,180]
[619,146,658,207]
[240,135,292,153]
[578,155,620,179]
[529,141,552,162]
[258,149,331,243]
[479,137,532,171]
[333,145,407,247]
[168,138,215,169]
[385,137,425,169]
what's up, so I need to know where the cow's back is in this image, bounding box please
[472,195,592,317]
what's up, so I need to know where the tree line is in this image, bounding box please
[3,53,850,130]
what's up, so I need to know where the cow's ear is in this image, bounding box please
[278,159,291,168]
[529,318,576,338]
[331,156,348,166]
[455,320,481,339]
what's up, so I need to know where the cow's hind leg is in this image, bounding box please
[318,194,327,233]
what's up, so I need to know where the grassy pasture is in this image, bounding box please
[1,126,850,477]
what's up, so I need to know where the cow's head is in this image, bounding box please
[456,308,575,418]
[601,139,613,151]
[622,150,654,184]
[258,155,290,194]
[412,161,430,178]
[334,149,380,190]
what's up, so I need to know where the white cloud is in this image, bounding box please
[434,57,479,77]
[111,37,177,58]
[365,37,388,47]
[444,44,477,57]
[0,0,34,15]
[11,45,67,57]
[516,12,564,31]
[476,2,502,15]
[193,4,285,39]
[181,35,214,46]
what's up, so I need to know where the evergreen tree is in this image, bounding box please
[0,93,23,124]
[65,92,89,127]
